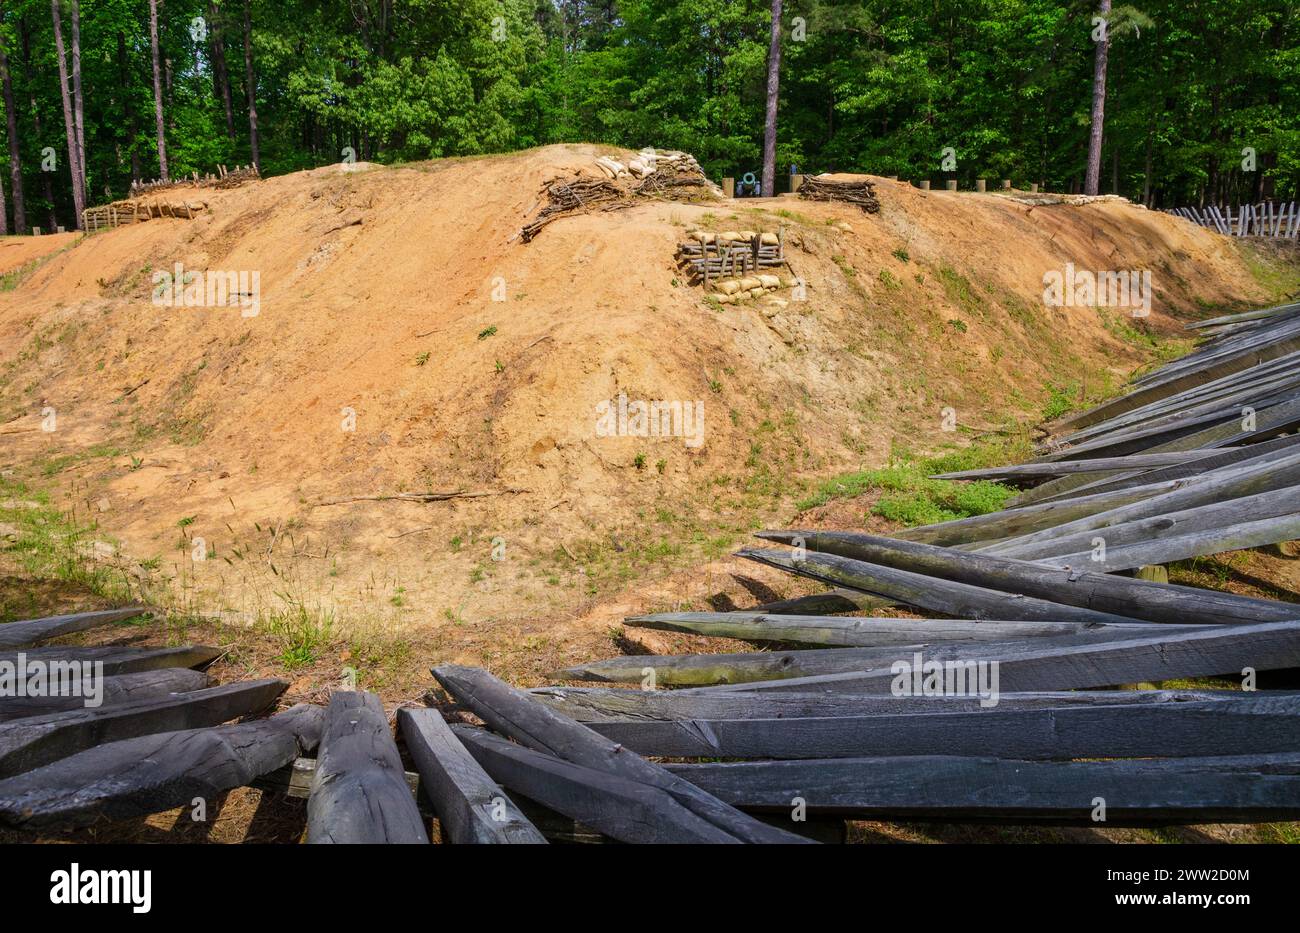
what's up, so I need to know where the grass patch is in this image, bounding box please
[0,475,135,617]
[797,437,1029,526]
[1098,309,1192,362]
[257,597,335,669]
[936,264,987,319]
[0,241,78,292]
[1041,381,1079,421]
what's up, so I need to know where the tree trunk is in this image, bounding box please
[208,1,235,138]
[118,32,141,184]
[243,0,260,170]
[148,0,168,181]
[0,15,25,234]
[19,17,57,231]
[50,0,84,227]
[1142,122,1154,207]
[1084,0,1111,196]
[761,0,782,197]
[69,0,86,207]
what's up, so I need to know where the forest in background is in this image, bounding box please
[0,0,1296,233]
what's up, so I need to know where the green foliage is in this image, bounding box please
[1041,382,1079,420]
[3,1,1297,229]
[799,457,1015,526]
[798,436,1032,525]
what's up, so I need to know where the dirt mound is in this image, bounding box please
[0,144,1288,654]
[0,232,78,277]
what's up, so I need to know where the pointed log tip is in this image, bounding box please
[429,664,481,695]
[753,529,815,543]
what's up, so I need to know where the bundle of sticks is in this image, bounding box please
[211,165,262,189]
[799,176,880,213]
[128,164,260,197]
[519,177,630,242]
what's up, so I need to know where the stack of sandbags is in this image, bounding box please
[687,230,780,246]
[592,148,723,198]
[710,273,796,304]
[594,155,630,179]
[649,149,705,174]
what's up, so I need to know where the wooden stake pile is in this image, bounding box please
[799,176,880,213]
[519,177,630,243]
[129,163,260,197]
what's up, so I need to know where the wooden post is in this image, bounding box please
[1031,183,1039,193]
[919,180,931,191]
[975,179,986,193]
[789,174,804,193]
[722,177,735,198]
[946,180,958,191]
[1002,179,1011,190]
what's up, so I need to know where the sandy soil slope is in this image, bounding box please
[0,144,1285,650]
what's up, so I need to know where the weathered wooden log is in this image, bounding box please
[1042,391,1300,463]
[978,448,1300,555]
[1188,301,1300,331]
[0,704,323,829]
[626,611,1144,647]
[307,691,429,844]
[554,624,1205,687]
[1045,511,1300,573]
[997,485,1300,563]
[688,620,1300,694]
[586,696,1300,760]
[431,665,810,843]
[254,755,420,802]
[1055,358,1300,449]
[0,644,221,681]
[1019,436,1300,522]
[747,589,891,614]
[451,726,747,844]
[0,668,209,722]
[1051,362,1300,447]
[666,752,1300,823]
[1051,361,1300,452]
[754,530,1297,624]
[0,678,287,778]
[932,450,1223,482]
[1010,432,1300,508]
[0,607,148,650]
[396,707,546,844]
[529,686,1246,722]
[896,480,1176,546]
[736,548,1146,624]
[1054,322,1300,430]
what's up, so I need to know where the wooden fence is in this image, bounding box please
[1168,201,1300,238]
